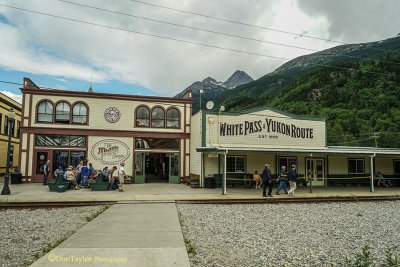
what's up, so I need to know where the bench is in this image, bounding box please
[214,173,245,188]
[48,172,71,192]
[90,173,110,191]
[327,176,370,187]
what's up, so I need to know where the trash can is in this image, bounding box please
[204,176,216,189]
[11,173,22,184]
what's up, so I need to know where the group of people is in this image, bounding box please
[42,160,128,192]
[255,164,298,198]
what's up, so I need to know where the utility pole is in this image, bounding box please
[371,132,380,148]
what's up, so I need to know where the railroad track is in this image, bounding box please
[0,196,399,209]
[0,201,116,209]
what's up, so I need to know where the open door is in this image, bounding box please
[169,153,180,184]
[135,152,145,184]
[306,158,325,186]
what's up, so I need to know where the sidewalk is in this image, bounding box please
[30,202,190,267]
[1,183,400,202]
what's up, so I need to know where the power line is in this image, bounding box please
[127,0,400,55]
[1,3,399,80]
[57,0,400,66]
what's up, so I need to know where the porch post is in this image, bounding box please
[222,151,227,195]
[370,155,375,193]
[309,154,313,193]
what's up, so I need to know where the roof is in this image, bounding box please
[196,145,400,156]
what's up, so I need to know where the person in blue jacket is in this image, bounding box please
[275,166,288,195]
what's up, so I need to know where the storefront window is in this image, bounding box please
[348,159,364,174]
[37,101,53,123]
[135,138,179,150]
[166,108,179,128]
[36,134,86,147]
[151,107,165,128]
[53,150,69,171]
[227,156,245,173]
[55,102,70,124]
[136,106,150,127]
[70,151,86,167]
[72,103,87,124]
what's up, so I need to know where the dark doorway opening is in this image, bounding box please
[145,153,169,183]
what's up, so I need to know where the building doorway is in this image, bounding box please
[306,158,325,186]
[135,152,180,184]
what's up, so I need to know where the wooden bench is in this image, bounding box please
[48,172,71,192]
[214,173,245,188]
[90,173,109,191]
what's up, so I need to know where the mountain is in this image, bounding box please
[212,36,400,110]
[222,70,254,89]
[174,70,253,112]
[216,37,400,148]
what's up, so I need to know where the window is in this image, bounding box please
[151,107,165,128]
[0,114,2,133]
[166,108,179,128]
[55,102,70,123]
[9,146,13,167]
[278,156,297,170]
[136,106,150,127]
[17,121,20,138]
[4,115,8,135]
[394,160,400,175]
[227,156,245,173]
[348,159,365,175]
[135,138,179,149]
[37,101,53,122]
[36,134,86,147]
[72,103,87,124]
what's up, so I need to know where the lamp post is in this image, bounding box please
[1,108,15,195]
[199,89,203,111]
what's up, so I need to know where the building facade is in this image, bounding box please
[19,78,193,183]
[0,92,21,175]
[191,107,400,188]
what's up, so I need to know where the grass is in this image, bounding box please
[86,204,110,222]
[357,212,363,217]
[184,236,197,255]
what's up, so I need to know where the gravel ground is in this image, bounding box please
[0,206,106,267]
[178,201,400,267]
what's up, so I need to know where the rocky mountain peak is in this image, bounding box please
[222,70,254,89]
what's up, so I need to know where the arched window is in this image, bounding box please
[151,107,165,128]
[37,101,53,122]
[136,106,150,127]
[166,108,179,128]
[55,102,70,124]
[72,103,87,124]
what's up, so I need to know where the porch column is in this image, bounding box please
[222,151,227,195]
[309,154,313,193]
[370,155,375,193]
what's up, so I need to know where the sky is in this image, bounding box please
[0,0,399,104]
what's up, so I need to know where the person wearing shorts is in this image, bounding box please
[117,163,126,192]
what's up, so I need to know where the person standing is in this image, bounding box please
[42,160,51,185]
[80,162,89,188]
[107,166,117,190]
[118,163,126,192]
[275,166,288,195]
[261,164,273,197]
[287,165,298,197]
[88,163,95,181]
[254,170,262,189]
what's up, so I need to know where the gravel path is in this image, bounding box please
[178,201,400,267]
[0,206,106,267]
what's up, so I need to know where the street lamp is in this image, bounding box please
[1,108,15,195]
[199,89,203,111]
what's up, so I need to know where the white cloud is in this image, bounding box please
[1,90,22,104]
[0,0,399,96]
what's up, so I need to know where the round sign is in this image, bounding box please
[104,107,121,123]
[39,155,45,160]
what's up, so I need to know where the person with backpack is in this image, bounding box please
[275,166,288,195]
[288,165,299,197]
[42,160,51,185]
[261,164,273,197]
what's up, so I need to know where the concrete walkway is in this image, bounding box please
[30,202,190,267]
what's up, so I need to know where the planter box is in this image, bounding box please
[190,181,200,188]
